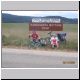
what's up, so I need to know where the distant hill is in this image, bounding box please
[2,13,78,24]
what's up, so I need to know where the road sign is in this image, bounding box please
[29,23,63,31]
[29,18,63,31]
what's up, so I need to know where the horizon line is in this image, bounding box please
[2,13,78,19]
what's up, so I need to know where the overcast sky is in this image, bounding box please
[2,11,78,18]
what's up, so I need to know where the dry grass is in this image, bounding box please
[2,23,78,51]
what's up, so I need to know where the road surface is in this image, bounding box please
[2,48,78,68]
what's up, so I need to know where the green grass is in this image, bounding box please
[63,24,78,32]
[2,23,29,39]
[2,23,78,51]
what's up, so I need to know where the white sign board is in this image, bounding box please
[32,18,61,23]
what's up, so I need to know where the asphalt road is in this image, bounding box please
[2,48,78,68]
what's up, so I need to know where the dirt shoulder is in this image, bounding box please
[2,47,78,57]
[2,45,78,53]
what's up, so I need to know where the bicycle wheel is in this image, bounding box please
[45,37,51,45]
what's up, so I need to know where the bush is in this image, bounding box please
[2,35,11,46]
[2,35,78,51]
[2,35,29,47]
[58,40,78,51]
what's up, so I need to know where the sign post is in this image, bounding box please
[29,18,63,31]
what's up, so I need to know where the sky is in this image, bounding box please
[2,11,78,18]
